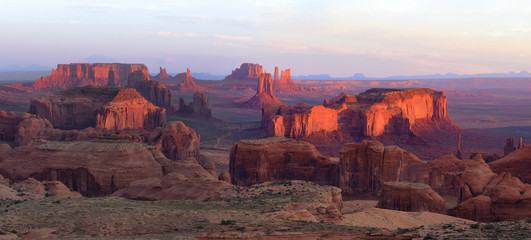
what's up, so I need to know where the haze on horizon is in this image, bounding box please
[2,0,531,78]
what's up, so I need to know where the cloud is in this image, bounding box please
[52,20,81,25]
[146,31,198,38]
[213,34,253,42]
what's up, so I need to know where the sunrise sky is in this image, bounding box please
[2,0,531,77]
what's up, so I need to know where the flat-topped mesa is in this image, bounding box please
[152,67,171,81]
[224,63,263,82]
[33,63,149,90]
[177,68,204,91]
[243,73,283,109]
[128,70,174,112]
[29,86,166,131]
[263,88,457,139]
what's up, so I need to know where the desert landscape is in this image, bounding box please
[1,1,530,240]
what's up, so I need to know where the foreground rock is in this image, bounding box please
[489,145,531,184]
[229,137,337,186]
[452,155,531,222]
[33,63,149,90]
[427,153,466,195]
[30,86,166,131]
[0,177,81,200]
[147,121,200,161]
[377,181,446,214]
[339,140,430,195]
[264,88,458,139]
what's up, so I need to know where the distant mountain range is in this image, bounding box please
[294,71,531,80]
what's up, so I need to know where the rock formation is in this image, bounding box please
[450,154,531,222]
[377,181,447,214]
[29,86,166,131]
[32,63,149,90]
[0,139,166,196]
[243,73,283,109]
[147,121,200,161]
[456,133,462,159]
[0,177,81,200]
[489,145,531,184]
[152,67,171,81]
[128,71,174,112]
[272,67,310,93]
[338,140,430,195]
[264,88,457,139]
[178,91,214,119]
[0,111,32,141]
[503,137,516,156]
[229,137,338,186]
[427,154,466,195]
[112,157,231,200]
[176,68,204,91]
[224,63,263,82]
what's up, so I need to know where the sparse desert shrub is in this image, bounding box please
[221,220,235,225]
[469,223,480,229]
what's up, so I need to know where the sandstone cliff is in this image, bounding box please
[264,88,457,139]
[377,181,447,214]
[489,145,531,183]
[178,91,214,119]
[29,86,166,131]
[32,63,149,90]
[128,71,174,112]
[229,137,337,186]
[243,73,283,109]
[224,63,263,82]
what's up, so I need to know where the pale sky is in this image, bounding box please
[2,0,531,77]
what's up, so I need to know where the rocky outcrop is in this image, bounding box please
[0,139,165,196]
[503,137,516,156]
[147,121,200,161]
[152,67,171,81]
[32,63,149,90]
[377,181,447,214]
[29,86,166,131]
[272,67,310,93]
[489,145,531,184]
[0,111,32,141]
[427,154,466,195]
[129,74,174,112]
[224,63,263,82]
[178,91,214,119]
[264,88,458,139]
[338,140,430,195]
[176,68,204,91]
[243,73,283,109]
[0,177,81,200]
[112,157,231,200]
[452,155,531,222]
[229,137,338,186]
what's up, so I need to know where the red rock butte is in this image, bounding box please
[29,86,166,131]
[224,63,263,82]
[244,73,283,109]
[263,88,457,139]
[177,68,204,91]
[33,63,149,90]
[273,67,310,93]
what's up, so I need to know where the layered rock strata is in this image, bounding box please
[377,181,447,214]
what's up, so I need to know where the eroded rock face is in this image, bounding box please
[244,73,283,109]
[0,111,34,141]
[264,88,457,139]
[152,67,171,81]
[129,74,174,112]
[0,139,165,196]
[178,91,213,119]
[451,155,531,222]
[338,140,430,195]
[273,67,311,93]
[177,68,204,91]
[489,145,531,184]
[32,63,149,90]
[29,86,166,131]
[113,157,231,200]
[147,121,200,161]
[229,137,338,186]
[0,177,81,200]
[427,153,466,195]
[377,181,447,214]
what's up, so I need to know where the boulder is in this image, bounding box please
[377,181,446,214]
[218,171,231,183]
[229,137,338,186]
[338,140,430,195]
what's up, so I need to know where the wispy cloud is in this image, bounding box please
[52,20,81,25]
[146,31,198,38]
[213,34,253,42]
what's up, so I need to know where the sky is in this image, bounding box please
[2,0,531,77]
